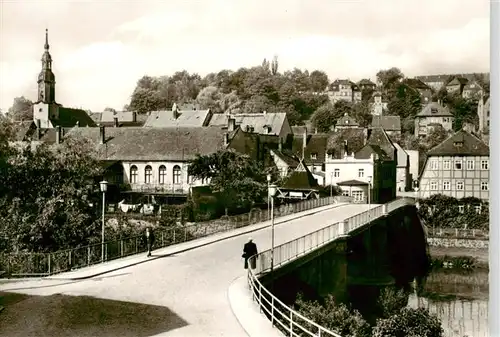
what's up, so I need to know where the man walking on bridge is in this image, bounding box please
[242,238,258,270]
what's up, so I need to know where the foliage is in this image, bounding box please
[418,194,489,230]
[376,67,404,91]
[311,103,337,132]
[295,293,371,337]
[0,128,104,253]
[372,307,443,337]
[376,287,409,318]
[386,84,421,119]
[7,96,33,121]
[188,149,270,213]
[446,93,478,131]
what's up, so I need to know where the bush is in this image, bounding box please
[376,287,409,318]
[372,307,443,337]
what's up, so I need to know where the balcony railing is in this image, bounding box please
[126,183,188,195]
[247,197,415,337]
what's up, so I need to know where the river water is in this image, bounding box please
[407,268,489,337]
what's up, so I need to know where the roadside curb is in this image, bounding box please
[40,203,347,281]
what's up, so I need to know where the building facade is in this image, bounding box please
[327,79,362,103]
[415,102,454,138]
[418,130,489,201]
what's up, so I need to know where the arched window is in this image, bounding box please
[144,165,152,184]
[173,165,181,184]
[159,165,166,184]
[130,165,138,184]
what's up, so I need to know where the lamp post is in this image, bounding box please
[367,175,372,223]
[268,183,277,273]
[330,172,334,198]
[99,180,108,263]
[267,174,271,220]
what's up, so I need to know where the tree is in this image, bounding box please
[129,87,166,114]
[372,307,443,337]
[188,150,268,213]
[103,107,116,113]
[351,101,372,127]
[0,132,104,252]
[311,103,337,132]
[376,67,404,91]
[309,70,329,92]
[8,96,33,121]
[424,125,449,150]
[271,55,279,76]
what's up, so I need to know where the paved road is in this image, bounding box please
[0,204,373,337]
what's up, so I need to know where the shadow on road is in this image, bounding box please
[0,292,188,337]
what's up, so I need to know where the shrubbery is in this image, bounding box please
[418,194,489,230]
[293,287,444,337]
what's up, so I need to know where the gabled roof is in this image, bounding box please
[326,128,366,159]
[356,127,396,161]
[463,81,483,91]
[46,126,233,161]
[337,179,368,186]
[282,160,319,191]
[144,108,212,128]
[208,112,287,137]
[291,125,308,135]
[289,133,329,164]
[393,142,409,167]
[100,110,136,123]
[417,102,453,117]
[427,129,489,157]
[403,78,431,90]
[272,149,300,168]
[336,113,359,127]
[371,115,401,131]
[447,77,469,86]
[55,107,97,127]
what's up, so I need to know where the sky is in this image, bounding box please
[0,0,490,113]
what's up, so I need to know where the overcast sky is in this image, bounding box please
[0,0,490,112]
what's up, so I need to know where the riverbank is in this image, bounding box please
[429,246,489,268]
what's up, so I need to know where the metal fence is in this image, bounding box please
[0,196,348,278]
[247,197,415,337]
[427,227,489,239]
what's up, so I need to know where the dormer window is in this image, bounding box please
[431,108,438,114]
[454,141,464,148]
[311,153,318,160]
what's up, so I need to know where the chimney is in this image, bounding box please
[100,126,105,144]
[343,140,348,157]
[224,133,230,146]
[36,119,41,139]
[56,126,62,144]
[113,117,119,127]
[302,130,307,159]
[228,117,236,132]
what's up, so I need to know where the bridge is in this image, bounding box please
[0,197,418,337]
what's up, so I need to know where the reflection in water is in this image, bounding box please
[409,268,489,337]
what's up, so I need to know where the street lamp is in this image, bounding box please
[367,175,372,223]
[330,172,334,198]
[99,180,108,262]
[267,174,272,220]
[268,183,278,273]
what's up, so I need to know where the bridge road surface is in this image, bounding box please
[0,204,373,337]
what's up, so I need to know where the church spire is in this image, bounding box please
[44,28,49,51]
[37,28,56,103]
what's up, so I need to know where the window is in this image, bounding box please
[456,180,464,190]
[443,160,451,170]
[474,205,482,214]
[342,190,350,197]
[443,181,450,190]
[358,168,364,178]
[334,168,340,177]
[430,160,438,170]
[144,165,152,184]
[130,165,138,184]
[481,181,489,191]
[351,191,364,202]
[310,153,317,160]
[466,160,474,170]
[481,160,489,170]
[158,165,166,184]
[458,205,464,214]
[430,181,438,190]
[173,165,181,184]
[454,160,462,170]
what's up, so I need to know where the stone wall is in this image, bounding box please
[427,237,489,249]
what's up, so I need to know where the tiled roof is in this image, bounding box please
[326,128,366,159]
[417,102,453,117]
[356,127,396,161]
[208,112,287,137]
[447,77,469,86]
[47,126,233,161]
[336,113,359,127]
[371,115,401,131]
[100,110,137,123]
[463,81,483,91]
[403,78,431,90]
[282,160,319,191]
[337,179,368,186]
[291,125,307,135]
[289,133,329,164]
[55,107,97,127]
[144,109,212,128]
[272,150,300,167]
[427,129,489,157]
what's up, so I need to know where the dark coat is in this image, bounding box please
[242,241,258,259]
[144,230,155,246]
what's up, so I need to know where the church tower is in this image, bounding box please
[33,29,59,128]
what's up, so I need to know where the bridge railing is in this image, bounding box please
[247,197,415,337]
[0,196,348,278]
